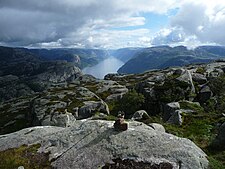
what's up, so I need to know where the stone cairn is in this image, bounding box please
[114,111,128,131]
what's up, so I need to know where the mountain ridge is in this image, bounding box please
[117,45,225,74]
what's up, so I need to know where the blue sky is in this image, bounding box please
[111,11,173,32]
[0,0,225,48]
[141,9,179,32]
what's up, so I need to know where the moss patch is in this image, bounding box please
[196,67,205,74]
[105,115,117,121]
[0,144,52,169]
[98,90,111,100]
[67,98,84,112]
[208,151,225,169]
[179,101,204,113]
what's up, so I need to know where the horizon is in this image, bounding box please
[1,44,225,51]
[1,0,225,49]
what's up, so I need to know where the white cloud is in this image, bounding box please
[170,0,225,45]
[0,0,177,48]
[151,28,185,45]
[1,0,225,48]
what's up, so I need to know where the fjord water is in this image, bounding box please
[82,57,124,79]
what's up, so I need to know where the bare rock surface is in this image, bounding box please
[0,120,208,169]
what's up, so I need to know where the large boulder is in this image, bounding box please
[196,85,212,103]
[207,68,224,78]
[77,101,109,119]
[95,80,128,101]
[136,81,156,100]
[173,68,186,76]
[96,80,128,94]
[148,123,166,132]
[42,110,76,127]
[132,110,150,120]
[192,73,207,85]
[162,102,180,122]
[176,69,195,93]
[0,120,208,169]
[167,110,183,125]
[32,99,70,126]
[146,73,165,83]
[105,93,125,102]
[212,122,225,149]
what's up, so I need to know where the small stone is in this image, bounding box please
[18,166,25,169]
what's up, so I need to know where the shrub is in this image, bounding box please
[196,67,205,74]
[209,75,225,96]
[117,90,145,118]
[154,79,191,103]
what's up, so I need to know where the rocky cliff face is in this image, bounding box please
[0,120,208,169]
[0,46,82,102]
[30,48,110,69]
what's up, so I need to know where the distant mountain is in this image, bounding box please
[30,48,110,69]
[0,46,42,76]
[196,46,225,56]
[110,48,142,62]
[118,46,225,74]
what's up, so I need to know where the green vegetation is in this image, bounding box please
[154,79,191,102]
[98,90,111,100]
[167,73,180,80]
[164,114,214,147]
[209,74,225,96]
[105,115,117,121]
[196,67,205,74]
[179,101,204,113]
[208,151,225,169]
[209,158,225,169]
[105,90,145,118]
[115,90,145,118]
[0,144,52,169]
[67,98,84,112]
[162,110,224,169]
[143,108,224,169]
[107,101,118,114]
[134,80,225,169]
[83,83,98,93]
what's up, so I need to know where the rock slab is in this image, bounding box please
[0,120,208,169]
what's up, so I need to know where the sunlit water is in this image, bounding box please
[82,57,124,79]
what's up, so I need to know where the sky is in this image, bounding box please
[0,0,225,49]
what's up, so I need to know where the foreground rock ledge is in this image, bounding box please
[0,120,208,169]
